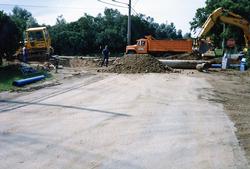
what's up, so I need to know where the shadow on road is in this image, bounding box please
[0,99,130,117]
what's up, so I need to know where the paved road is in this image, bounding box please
[0,73,248,169]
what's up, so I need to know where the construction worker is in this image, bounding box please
[243,48,248,55]
[101,45,110,67]
[22,44,28,63]
[243,47,249,70]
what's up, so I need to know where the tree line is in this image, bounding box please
[0,6,185,58]
[0,7,39,62]
[49,9,184,55]
[1,0,250,60]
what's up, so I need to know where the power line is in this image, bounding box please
[133,0,139,7]
[97,0,133,45]
[0,3,85,10]
[112,0,128,6]
[97,0,127,8]
[131,7,138,15]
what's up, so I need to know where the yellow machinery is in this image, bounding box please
[198,7,250,49]
[16,26,53,61]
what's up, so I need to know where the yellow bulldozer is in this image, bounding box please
[15,26,54,61]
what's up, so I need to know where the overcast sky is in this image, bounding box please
[0,0,205,34]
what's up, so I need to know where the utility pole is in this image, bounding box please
[127,0,131,45]
[222,23,226,51]
[99,0,133,45]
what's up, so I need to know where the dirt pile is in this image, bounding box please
[165,53,201,60]
[70,58,101,68]
[107,54,172,73]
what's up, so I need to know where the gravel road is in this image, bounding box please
[0,73,249,169]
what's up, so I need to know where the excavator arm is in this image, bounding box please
[198,8,224,38]
[198,7,250,48]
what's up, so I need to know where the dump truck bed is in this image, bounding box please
[148,39,193,53]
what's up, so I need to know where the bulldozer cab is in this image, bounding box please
[25,27,51,51]
[13,26,53,61]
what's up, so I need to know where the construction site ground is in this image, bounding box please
[0,59,250,169]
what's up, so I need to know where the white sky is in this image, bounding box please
[0,0,205,34]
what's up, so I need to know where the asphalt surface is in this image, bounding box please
[0,73,249,169]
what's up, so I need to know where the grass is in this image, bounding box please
[0,64,51,92]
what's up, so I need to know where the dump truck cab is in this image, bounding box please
[126,38,148,54]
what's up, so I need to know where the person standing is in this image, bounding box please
[101,45,110,67]
[22,45,28,63]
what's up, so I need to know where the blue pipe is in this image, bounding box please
[211,64,222,68]
[13,75,46,87]
[211,64,240,69]
[230,64,240,68]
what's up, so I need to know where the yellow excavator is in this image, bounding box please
[198,7,250,51]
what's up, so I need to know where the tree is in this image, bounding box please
[56,15,66,25]
[176,30,183,39]
[0,11,21,63]
[11,6,38,35]
[48,8,183,55]
[183,33,191,39]
[191,0,250,31]
[53,31,85,55]
[27,16,39,28]
[155,22,180,39]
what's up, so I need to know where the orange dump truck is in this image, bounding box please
[126,36,193,55]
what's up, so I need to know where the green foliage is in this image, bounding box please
[1,6,184,57]
[191,0,250,30]
[191,0,250,47]
[56,15,66,25]
[0,64,22,91]
[11,6,39,36]
[49,8,183,55]
[183,33,191,39]
[0,11,21,59]
[155,23,183,39]
[0,6,39,62]
[0,64,50,91]
[53,31,85,55]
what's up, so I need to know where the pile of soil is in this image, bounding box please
[165,52,201,60]
[106,54,172,73]
[70,58,101,68]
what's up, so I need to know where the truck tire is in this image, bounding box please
[17,54,22,61]
[127,50,136,54]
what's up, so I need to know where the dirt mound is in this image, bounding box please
[70,58,101,68]
[106,54,172,73]
[165,53,201,60]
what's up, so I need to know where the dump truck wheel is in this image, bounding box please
[45,53,51,61]
[50,47,54,55]
[127,50,136,54]
[163,53,171,57]
[17,54,22,61]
